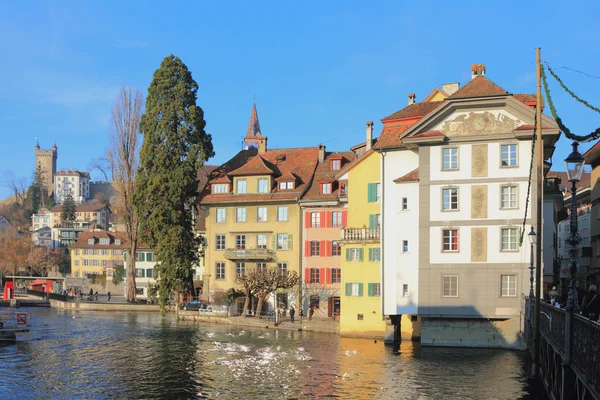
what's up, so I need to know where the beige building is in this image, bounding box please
[70,230,126,278]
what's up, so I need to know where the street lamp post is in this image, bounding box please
[528,227,537,299]
[563,141,585,366]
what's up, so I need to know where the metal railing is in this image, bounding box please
[340,227,380,242]
[223,248,277,261]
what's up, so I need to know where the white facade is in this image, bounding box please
[32,210,52,231]
[54,170,90,203]
[382,149,420,316]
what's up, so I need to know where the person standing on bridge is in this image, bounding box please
[581,285,600,321]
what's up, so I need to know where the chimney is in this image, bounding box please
[408,93,416,105]
[471,64,486,80]
[366,121,374,152]
[442,82,460,96]
[318,144,326,163]
[258,138,267,154]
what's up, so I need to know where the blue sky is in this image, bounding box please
[1,0,599,199]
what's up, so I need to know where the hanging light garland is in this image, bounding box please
[519,112,537,247]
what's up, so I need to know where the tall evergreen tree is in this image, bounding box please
[60,192,76,225]
[134,55,214,308]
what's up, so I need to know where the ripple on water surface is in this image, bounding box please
[0,308,545,399]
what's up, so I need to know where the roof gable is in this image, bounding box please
[228,155,276,176]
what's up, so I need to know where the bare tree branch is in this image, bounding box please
[2,171,28,207]
[88,157,112,181]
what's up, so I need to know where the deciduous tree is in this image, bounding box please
[108,86,143,303]
[0,235,30,276]
[134,55,214,309]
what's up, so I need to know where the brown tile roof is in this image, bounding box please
[513,94,537,103]
[51,203,110,213]
[276,171,298,182]
[55,169,91,178]
[201,147,319,203]
[394,168,419,183]
[301,151,356,201]
[546,171,591,190]
[71,230,128,249]
[382,101,443,121]
[372,121,415,150]
[228,155,276,176]
[448,76,508,99]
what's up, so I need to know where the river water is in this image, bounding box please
[0,308,547,399]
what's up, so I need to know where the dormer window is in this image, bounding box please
[115,239,121,245]
[321,183,332,194]
[236,180,247,194]
[212,184,229,194]
[330,158,342,171]
[88,238,95,245]
[279,181,294,190]
[99,238,110,245]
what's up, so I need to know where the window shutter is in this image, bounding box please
[320,240,326,257]
[304,268,310,284]
[345,282,351,296]
[272,234,277,250]
[321,211,327,227]
[324,212,331,228]
[368,183,375,202]
[326,268,332,284]
[326,240,332,257]
[346,248,350,261]
[368,283,373,297]
[358,283,363,296]
[369,214,376,229]
[288,234,293,250]
[359,248,364,261]
[341,211,348,227]
[305,241,310,257]
[368,248,373,261]
[305,213,311,228]
[320,268,326,284]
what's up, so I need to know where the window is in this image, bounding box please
[332,268,341,283]
[146,253,155,262]
[74,260,79,266]
[236,262,245,278]
[136,288,144,295]
[332,241,341,256]
[279,181,294,190]
[88,238,95,245]
[332,212,342,227]
[442,147,458,170]
[236,234,246,249]
[83,259,89,266]
[255,262,267,273]
[99,238,109,245]
[101,249,109,256]
[236,208,247,222]
[331,159,341,170]
[367,183,381,202]
[216,208,226,223]
[83,249,89,255]
[136,268,144,278]
[357,314,364,320]
[402,284,409,298]
[277,234,290,250]
[258,179,269,193]
[216,262,225,280]
[146,269,154,278]
[347,248,363,262]
[216,234,226,250]
[277,262,288,274]
[402,197,408,210]
[257,234,268,249]
[236,180,247,193]
[310,295,320,309]
[501,275,517,297]
[310,268,320,284]
[368,247,381,262]
[212,184,228,193]
[346,282,363,297]
[277,206,288,221]
[501,228,518,251]
[501,144,518,167]
[321,183,332,194]
[369,214,381,229]
[136,252,145,262]
[310,240,320,256]
[310,212,321,228]
[257,207,267,222]
[442,188,459,211]
[443,275,458,297]
[368,283,381,297]
[442,229,459,252]
[501,186,518,209]
[402,240,409,253]
[92,249,99,256]
[102,260,108,266]
[75,249,79,255]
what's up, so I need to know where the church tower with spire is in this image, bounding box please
[35,140,58,196]
[244,103,267,153]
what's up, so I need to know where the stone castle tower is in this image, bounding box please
[35,140,57,196]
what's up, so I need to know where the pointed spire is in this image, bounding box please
[245,102,262,139]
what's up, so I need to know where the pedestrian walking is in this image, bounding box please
[309,306,314,321]
[94,291,98,301]
[289,306,295,323]
[107,291,111,302]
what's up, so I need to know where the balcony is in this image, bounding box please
[340,227,380,243]
[223,248,277,261]
[338,192,348,202]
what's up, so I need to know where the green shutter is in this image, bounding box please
[345,282,352,296]
[368,283,373,296]
[377,248,381,261]
[358,283,363,297]
[272,234,277,250]
[346,248,351,261]
[358,248,364,262]
[287,234,293,250]
[368,214,375,229]
[368,248,373,261]
[367,183,375,202]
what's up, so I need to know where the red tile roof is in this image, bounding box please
[301,151,356,201]
[546,171,591,190]
[71,230,128,249]
[393,168,419,183]
[372,121,415,150]
[513,94,537,103]
[276,171,298,182]
[382,101,443,121]
[448,76,508,98]
[201,147,319,203]
[228,155,276,176]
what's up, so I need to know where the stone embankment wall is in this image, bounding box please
[50,299,160,312]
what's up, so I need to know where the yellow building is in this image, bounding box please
[70,230,126,278]
[337,147,386,337]
[200,104,319,314]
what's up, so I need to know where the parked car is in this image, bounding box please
[181,299,204,311]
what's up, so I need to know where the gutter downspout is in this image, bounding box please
[380,151,386,318]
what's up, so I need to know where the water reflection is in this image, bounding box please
[0,309,545,399]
